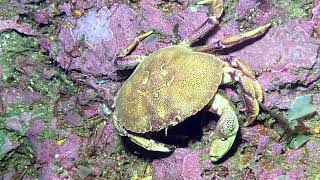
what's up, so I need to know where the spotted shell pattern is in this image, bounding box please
[114,45,225,133]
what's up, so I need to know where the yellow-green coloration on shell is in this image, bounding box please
[115,45,224,133]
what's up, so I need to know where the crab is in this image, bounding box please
[112,0,270,162]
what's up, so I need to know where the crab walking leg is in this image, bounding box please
[192,23,271,52]
[114,55,147,70]
[217,23,271,49]
[222,56,263,103]
[222,56,255,78]
[117,30,153,57]
[181,0,223,46]
[208,92,239,162]
[181,19,218,47]
[222,67,261,126]
[126,133,174,152]
[112,115,174,152]
[114,31,152,69]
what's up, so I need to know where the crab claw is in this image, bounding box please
[244,117,255,127]
[208,93,240,162]
[210,133,237,162]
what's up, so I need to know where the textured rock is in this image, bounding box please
[152,148,202,180]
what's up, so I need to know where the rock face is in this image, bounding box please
[56,1,210,77]
[1,0,320,179]
[152,148,202,180]
[232,20,319,91]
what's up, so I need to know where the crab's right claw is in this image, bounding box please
[197,0,223,20]
[210,133,237,162]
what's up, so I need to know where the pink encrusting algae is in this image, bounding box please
[0,0,319,179]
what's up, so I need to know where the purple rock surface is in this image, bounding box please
[0,16,40,36]
[272,143,284,156]
[2,0,320,179]
[73,7,112,44]
[34,10,49,24]
[286,149,304,164]
[152,148,202,180]
[256,135,270,155]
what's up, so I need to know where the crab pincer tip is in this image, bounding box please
[244,117,254,126]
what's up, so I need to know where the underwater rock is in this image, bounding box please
[256,135,270,155]
[271,143,283,156]
[140,2,175,36]
[66,111,81,125]
[236,0,258,17]
[34,10,49,24]
[81,102,104,118]
[56,1,210,78]
[26,119,45,146]
[0,88,42,114]
[59,2,72,16]
[286,149,305,164]
[38,164,60,180]
[73,7,113,45]
[152,148,202,180]
[231,19,318,90]
[257,166,284,180]
[58,134,81,169]
[0,136,20,156]
[0,16,40,36]
[36,140,59,167]
[286,165,308,180]
[36,135,81,177]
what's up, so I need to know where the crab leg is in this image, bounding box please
[181,0,223,46]
[127,133,174,152]
[222,56,263,103]
[208,92,239,162]
[112,114,174,152]
[217,23,271,49]
[192,23,271,52]
[117,30,153,57]
[114,55,147,70]
[114,31,152,69]
[222,66,261,126]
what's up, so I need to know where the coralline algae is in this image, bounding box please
[1,0,320,179]
[152,148,202,180]
[73,7,113,44]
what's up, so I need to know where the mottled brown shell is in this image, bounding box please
[114,45,224,133]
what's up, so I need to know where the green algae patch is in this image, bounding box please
[0,29,73,177]
[278,0,313,20]
[222,0,239,22]
[0,32,39,82]
[0,1,40,19]
[131,163,153,180]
